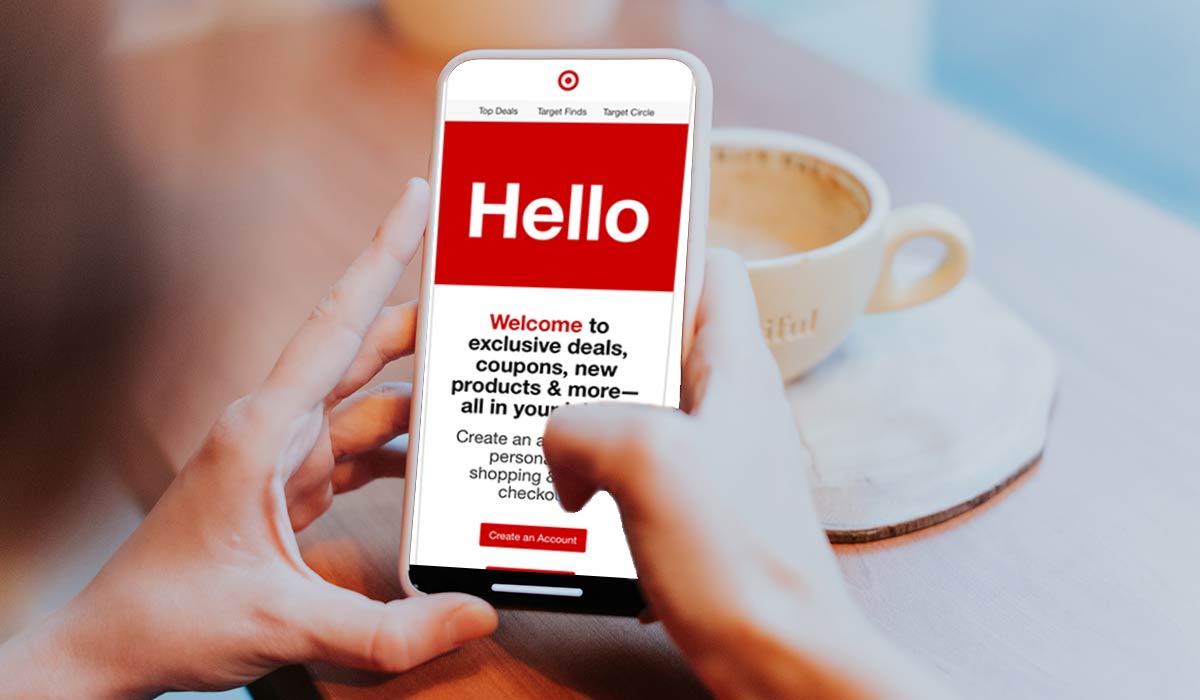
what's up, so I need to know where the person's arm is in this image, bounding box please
[544,250,955,700]
[0,606,132,700]
[0,179,496,699]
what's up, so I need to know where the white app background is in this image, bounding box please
[410,285,677,578]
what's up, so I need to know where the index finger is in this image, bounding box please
[260,178,430,413]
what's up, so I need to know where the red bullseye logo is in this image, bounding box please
[557,70,579,91]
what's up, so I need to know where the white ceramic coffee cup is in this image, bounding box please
[710,128,973,381]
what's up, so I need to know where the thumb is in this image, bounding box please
[298,584,497,673]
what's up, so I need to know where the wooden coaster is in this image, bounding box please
[785,258,1057,543]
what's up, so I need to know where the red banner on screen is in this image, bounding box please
[434,121,689,292]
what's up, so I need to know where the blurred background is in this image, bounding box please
[113,0,1200,225]
[724,0,1200,225]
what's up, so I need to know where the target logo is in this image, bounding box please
[557,70,579,91]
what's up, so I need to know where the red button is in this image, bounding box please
[479,523,587,552]
[486,566,575,575]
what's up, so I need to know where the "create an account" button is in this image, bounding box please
[479,523,587,553]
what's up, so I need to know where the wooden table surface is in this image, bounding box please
[112,2,1200,698]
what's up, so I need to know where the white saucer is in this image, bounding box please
[786,263,1057,542]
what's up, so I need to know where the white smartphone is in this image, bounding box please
[401,50,711,615]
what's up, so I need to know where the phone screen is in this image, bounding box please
[406,57,698,608]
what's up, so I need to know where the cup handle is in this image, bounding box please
[866,203,974,313]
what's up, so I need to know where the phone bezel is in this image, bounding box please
[400,49,713,615]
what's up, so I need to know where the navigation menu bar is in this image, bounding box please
[445,100,690,124]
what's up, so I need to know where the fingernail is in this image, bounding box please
[448,599,498,646]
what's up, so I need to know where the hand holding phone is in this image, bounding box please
[0,182,499,699]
